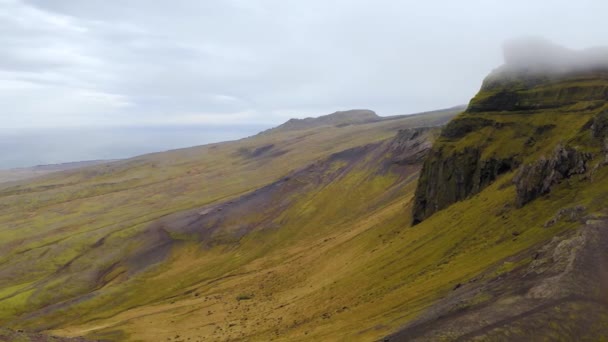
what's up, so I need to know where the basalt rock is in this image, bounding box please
[388,127,435,165]
[440,117,503,139]
[413,64,608,224]
[591,110,608,139]
[412,146,517,224]
[513,145,592,207]
[468,80,608,113]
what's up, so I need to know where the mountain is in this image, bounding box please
[0,108,459,341]
[3,41,608,342]
[400,42,608,340]
[265,109,380,133]
[413,41,608,224]
[262,107,465,134]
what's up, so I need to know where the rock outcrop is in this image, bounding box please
[468,39,608,113]
[412,40,608,224]
[387,127,436,165]
[412,146,516,224]
[385,217,608,341]
[591,110,608,139]
[467,81,608,112]
[513,145,592,207]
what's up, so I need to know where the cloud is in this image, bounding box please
[502,37,608,72]
[1,0,607,129]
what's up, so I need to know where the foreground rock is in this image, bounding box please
[385,216,608,341]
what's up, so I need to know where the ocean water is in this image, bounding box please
[0,125,269,169]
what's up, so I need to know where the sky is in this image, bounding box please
[0,125,266,168]
[1,0,608,167]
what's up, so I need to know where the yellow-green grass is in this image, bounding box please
[37,146,608,341]
[440,104,607,163]
[41,159,608,342]
[0,117,440,261]
[0,111,456,334]
[3,101,605,341]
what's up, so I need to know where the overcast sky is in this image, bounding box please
[2,0,608,129]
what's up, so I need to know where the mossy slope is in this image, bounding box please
[413,68,608,224]
[4,60,608,342]
[401,60,608,340]
[0,110,458,340]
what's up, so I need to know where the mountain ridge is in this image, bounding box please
[0,107,460,341]
[400,42,608,340]
[261,106,466,135]
[413,44,608,224]
[3,42,608,341]
[262,109,380,133]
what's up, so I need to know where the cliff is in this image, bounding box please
[412,40,608,224]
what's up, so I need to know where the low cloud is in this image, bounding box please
[503,37,608,73]
[1,0,607,129]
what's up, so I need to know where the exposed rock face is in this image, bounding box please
[467,64,608,113]
[387,127,435,165]
[513,145,592,207]
[544,205,586,228]
[411,41,608,224]
[412,147,516,224]
[591,110,608,139]
[468,39,608,113]
[468,82,608,112]
[440,117,503,139]
[385,217,608,341]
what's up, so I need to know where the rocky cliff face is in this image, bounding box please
[387,127,436,165]
[513,145,591,207]
[412,43,608,224]
[412,146,516,224]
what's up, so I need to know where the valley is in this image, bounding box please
[2,43,608,341]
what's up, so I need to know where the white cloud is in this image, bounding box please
[0,0,606,129]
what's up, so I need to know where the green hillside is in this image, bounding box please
[2,49,608,342]
[402,63,608,340]
[0,109,458,341]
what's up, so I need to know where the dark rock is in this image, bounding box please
[535,124,556,135]
[524,136,536,147]
[544,205,586,227]
[604,138,608,165]
[441,117,502,139]
[513,145,591,207]
[412,147,517,224]
[388,127,434,165]
[468,91,527,112]
[468,68,608,113]
[591,110,608,139]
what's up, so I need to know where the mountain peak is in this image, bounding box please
[467,39,608,113]
[413,41,608,224]
[480,38,608,92]
[269,109,380,133]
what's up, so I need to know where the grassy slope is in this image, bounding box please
[0,161,115,185]
[54,136,608,341]
[0,110,454,340]
[395,72,608,339]
[3,84,607,341]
